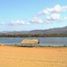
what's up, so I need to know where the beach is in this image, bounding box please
[0,46,67,67]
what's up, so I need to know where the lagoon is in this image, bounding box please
[0,37,67,46]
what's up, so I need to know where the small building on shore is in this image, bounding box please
[21,39,39,47]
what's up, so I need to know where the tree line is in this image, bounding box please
[0,33,67,37]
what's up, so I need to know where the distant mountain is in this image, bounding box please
[0,26,67,35]
[0,31,29,34]
[29,26,67,34]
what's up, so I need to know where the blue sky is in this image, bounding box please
[0,0,67,31]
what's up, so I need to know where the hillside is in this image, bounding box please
[29,26,67,34]
[0,26,67,37]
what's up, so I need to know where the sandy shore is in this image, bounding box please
[0,46,67,67]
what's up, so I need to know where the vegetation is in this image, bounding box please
[0,33,67,37]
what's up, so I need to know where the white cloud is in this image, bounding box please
[42,8,50,15]
[32,4,67,24]
[50,13,60,20]
[0,20,31,26]
[31,17,43,23]
[52,5,62,13]
[45,14,60,23]
[62,6,67,10]
[8,20,30,26]
[0,5,67,26]
[11,20,25,25]
[37,4,67,16]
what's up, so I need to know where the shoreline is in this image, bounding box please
[0,43,67,48]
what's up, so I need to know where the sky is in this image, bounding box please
[0,0,67,31]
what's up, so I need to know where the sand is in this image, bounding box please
[0,46,67,67]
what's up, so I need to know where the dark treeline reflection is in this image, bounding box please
[0,33,67,37]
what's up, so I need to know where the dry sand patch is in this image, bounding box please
[0,46,67,67]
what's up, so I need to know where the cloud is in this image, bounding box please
[11,20,25,25]
[32,4,67,23]
[47,13,60,21]
[62,6,67,10]
[7,20,31,26]
[0,20,31,26]
[51,5,62,13]
[31,17,43,23]
[38,4,67,16]
[0,5,67,26]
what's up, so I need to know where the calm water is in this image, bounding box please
[0,37,67,46]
